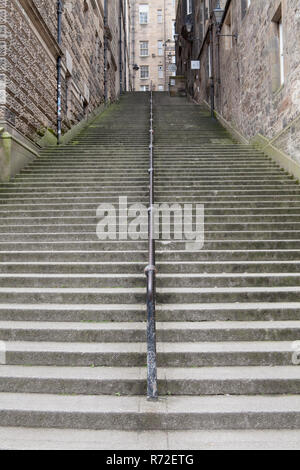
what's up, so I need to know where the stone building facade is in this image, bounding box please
[0,0,131,181]
[131,0,177,92]
[176,0,300,175]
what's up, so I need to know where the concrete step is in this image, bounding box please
[0,366,299,396]
[4,221,300,234]
[3,249,300,263]
[1,260,300,274]
[2,240,300,252]
[0,393,299,430]
[0,321,298,343]
[0,302,299,322]
[2,273,300,288]
[1,427,300,450]
[0,340,297,366]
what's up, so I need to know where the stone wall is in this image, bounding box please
[176,0,300,166]
[1,0,131,144]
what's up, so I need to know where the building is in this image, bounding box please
[0,0,132,181]
[176,0,300,177]
[131,0,177,92]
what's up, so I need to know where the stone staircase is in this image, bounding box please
[0,92,300,449]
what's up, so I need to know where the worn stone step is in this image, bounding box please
[4,231,300,243]
[3,249,300,263]
[0,321,298,343]
[0,274,145,288]
[2,273,300,289]
[1,208,300,217]
[0,340,296,366]
[4,428,300,450]
[3,192,300,202]
[2,240,300,252]
[1,286,300,304]
[0,393,300,430]
[0,366,299,397]
[1,260,300,274]
[3,231,300,243]
[0,302,299,322]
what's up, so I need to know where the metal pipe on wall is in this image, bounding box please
[119,0,123,95]
[57,0,62,145]
[104,0,108,103]
[209,25,215,118]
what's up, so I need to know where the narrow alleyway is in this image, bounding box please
[0,93,300,448]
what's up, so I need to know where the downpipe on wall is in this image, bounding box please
[209,25,215,119]
[119,0,123,95]
[57,0,62,145]
[104,0,108,103]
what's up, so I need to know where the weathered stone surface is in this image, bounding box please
[176,0,300,164]
[0,0,131,144]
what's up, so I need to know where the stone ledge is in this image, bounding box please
[197,96,300,181]
[0,124,40,182]
[0,101,110,181]
[251,133,300,181]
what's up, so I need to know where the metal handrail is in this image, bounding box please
[145,84,158,401]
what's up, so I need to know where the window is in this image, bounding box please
[140,65,149,79]
[139,4,149,24]
[140,85,149,92]
[140,41,149,57]
[172,20,176,40]
[158,40,163,56]
[241,0,251,19]
[187,0,192,15]
[272,6,285,91]
[205,0,210,19]
[157,9,163,23]
[158,65,164,79]
[208,45,212,78]
[158,85,164,91]
[279,19,284,86]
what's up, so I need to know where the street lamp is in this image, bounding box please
[213,1,238,39]
[185,20,193,34]
[213,1,224,27]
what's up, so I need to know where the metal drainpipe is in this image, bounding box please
[57,0,62,145]
[209,0,215,118]
[164,0,167,91]
[119,0,123,95]
[124,0,127,92]
[209,25,215,118]
[132,1,136,91]
[104,0,108,103]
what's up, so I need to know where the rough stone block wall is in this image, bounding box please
[0,0,130,146]
[176,0,300,163]
[3,0,57,141]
